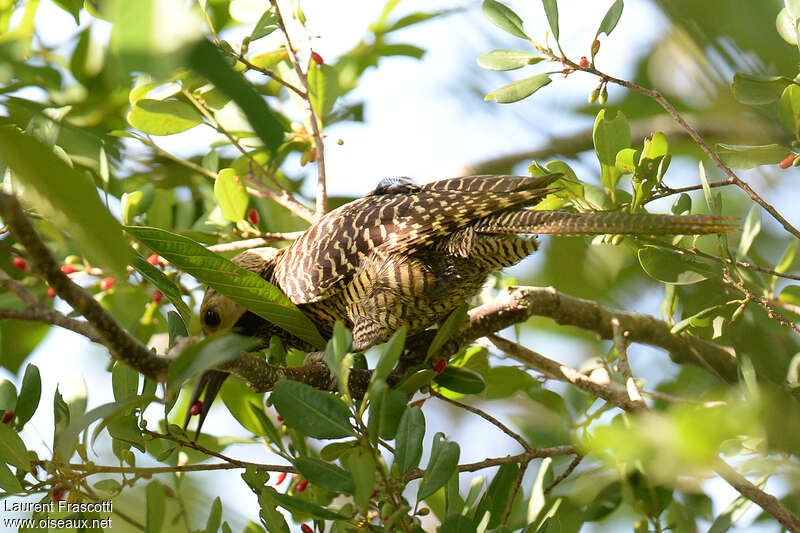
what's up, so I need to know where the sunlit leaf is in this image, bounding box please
[596,0,624,38]
[214,168,249,222]
[637,246,713,285]
[485,74,551,103]
[477,50,543,71]
[481,0,528,39]
[715,143,791,169]
[127,99,205,135]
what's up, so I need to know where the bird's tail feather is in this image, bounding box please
[475,210,737,236]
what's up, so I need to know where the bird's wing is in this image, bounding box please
[274,174,561,304]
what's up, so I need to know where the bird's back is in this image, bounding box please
[273,174,562,304]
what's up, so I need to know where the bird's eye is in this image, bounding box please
[202,307,221,330]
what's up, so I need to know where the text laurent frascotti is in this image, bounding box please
[4,499,112,513]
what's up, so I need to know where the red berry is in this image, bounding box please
[12,257,26,271]
[295,479,309,493]
[47,287,56,299]
[60,265,76,274]
[277,415,284,422]
[147,254,160,266]
[310,51,324,65]
[152,290,163,303]
[579,56,589,68]
[247,208,260,225]
[52,485,66,502]
[31,465,38,477]
[275,471,287,485]
[190,401,203,416]
[2,410,13,424]
[434,359,447,374]
[301,524,313,533]
[100,277,115,290]
[370,490,376,499]
[780,155,796,169]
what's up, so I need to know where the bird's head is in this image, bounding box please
[199,246,284,336]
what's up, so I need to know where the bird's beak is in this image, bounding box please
[183,369,229,440]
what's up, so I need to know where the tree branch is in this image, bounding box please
[0,192,169,381]
[448,285,737,382]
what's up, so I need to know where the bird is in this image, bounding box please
[186,174,736,435]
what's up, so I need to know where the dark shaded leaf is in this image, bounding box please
[271,381,355,439]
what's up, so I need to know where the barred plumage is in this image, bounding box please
[188,174,736,436]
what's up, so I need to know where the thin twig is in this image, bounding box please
[230,49,306,97]
[269,0,327,218]
[206,233,303,253]
[544,455,583,495]
[404,445,577,482]
[0,192,169,380]
[431,389,532,453]
[0,307,104,345]
[0,268,41,306]
[612,318,645,407]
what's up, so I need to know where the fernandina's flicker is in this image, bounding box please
[186,174,736,434]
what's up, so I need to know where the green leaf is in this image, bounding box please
[271,489,346,520]
[53,387,71,448]
[343,445,376,511]
[250,8,278,40]
[205,497,222,533]
[373,326,406,383]
[218,378,280,444]
[776,239,798,274]
[320,440,358,461]
[167,334,256,389]
[477,50,543,71]
[779,84,800,136]
[0,381,16,411]
[731,73,791,105]
[271,381,355,439]
[126,226,325,348]
[433,366,486,395]
[715,143,791,169]
[52,0,82,23]
[485,366,535,399]
[485,74,552,104]
[595,0,624,38]
[108,413,145,452]
[121,185,156,225]
[0,462,23,494]
[127,99,204,135]
[258,489,291,533]
[473,463,519,528]
[367,381,407,441]
[541,0,559,41]
[593,109,630,191]
[131,254,192,328]
[293,456,355,493]
[439,515,477,533]
[0,127,130,277]
[418,432,460,500]
[481,0,528,39]
[737,205,761,259]
[188,40,286,153]
[308,64,340,118]
[581,481,622,521]
[428,303,469,358]
[168,311,188,343]
[777,8,798,45]
[394,407,425,475]
[0,423,30,471]
[214,168,249,222]
[111,361,139,402]
[637,246,712,285]
[14,363,40,427]
[55,395,156,460]
[527,458,552,524]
